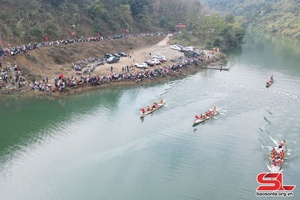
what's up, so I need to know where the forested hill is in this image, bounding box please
[201,0,300,39]
[0,0,245,51]
[0,0,202,44]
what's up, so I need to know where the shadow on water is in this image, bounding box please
[0,88,124,161]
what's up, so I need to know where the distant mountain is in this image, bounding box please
[201,0,300,38]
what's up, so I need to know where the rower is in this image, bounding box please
[280,150,285,160]
[147,106,150,111]
[271,148,277,159]
[195,115,200,120]
[140,108,145,113]
[278,141,285,148]
[160,98,163,104]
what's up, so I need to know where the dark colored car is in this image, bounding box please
[184,50,201,58]
[118,52,128,57]
[106,56,120,63]
[104,53,113,59]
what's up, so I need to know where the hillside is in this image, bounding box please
[0,0,203,45]
[201,0,300,39]
[3,35,165,82]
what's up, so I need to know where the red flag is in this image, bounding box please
[45,36,49,41]
[98,32,101,37]
[71,32,75,36]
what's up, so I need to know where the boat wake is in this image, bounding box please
[258,110,300,172]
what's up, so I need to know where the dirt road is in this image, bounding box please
[94,35,184,74]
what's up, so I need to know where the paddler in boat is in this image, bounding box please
[140,107,145,113]
[280,149,285,160]
[211,106,216,115]
[208,110,213,117]
[205,111,209,117]
[200,114,206,119]
[271,158,278,167]
[147,105,151,111]
[151,102,158,110]
[195,115,200,120]
[271,148,277,160]
[277,158,283,165]
[278,140,285,148]
[160,98,163,104]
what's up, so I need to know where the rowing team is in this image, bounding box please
[140,98,164,113]
[195,106,217,120]
[270,140,285,167]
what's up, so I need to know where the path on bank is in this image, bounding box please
[95,35,183,75]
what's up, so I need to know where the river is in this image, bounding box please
[0,32,300,200]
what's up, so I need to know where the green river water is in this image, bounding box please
[0,32,300,200]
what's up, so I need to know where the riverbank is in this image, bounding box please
[0,35,226,97]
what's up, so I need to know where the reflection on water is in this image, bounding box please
[1,32,300,200]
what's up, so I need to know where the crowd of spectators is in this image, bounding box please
[0,32,170,58]
[0,64,26,91]
[29,54,208,94]
[0,30,222,94]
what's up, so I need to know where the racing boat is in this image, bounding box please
[270,141,286,172]
[192,109,219,127]
[140,100,164,118]
[206,66,230,71]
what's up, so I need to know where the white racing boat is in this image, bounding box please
[192,109,219,127]
[140,100,164,118]
[270,141,286,172]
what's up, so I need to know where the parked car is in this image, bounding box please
[134,63,148,69]
[184,50,201,58]
[146,59,160,66]
[106,56,120,63]
[152,54,166,62]
[170,45,182,50]
[104,53,113,59]
[180,46,196,52]
[176,44,184,49]
[118,52,128,57]
[113,53,121,58]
